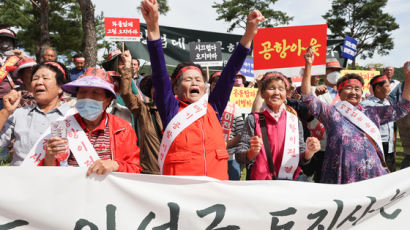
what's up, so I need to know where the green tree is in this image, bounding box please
[0,0,104,64]
[323,0,399,69]
[212,0,293,32]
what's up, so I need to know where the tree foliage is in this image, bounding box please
[323,0,399,68]
[212,0,293,32]
[0,0,104,62]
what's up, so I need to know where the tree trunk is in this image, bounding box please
[352,56,357,70]
[34,0,50,61]
[78,0,97,67]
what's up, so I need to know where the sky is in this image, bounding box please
[93,0,410,68]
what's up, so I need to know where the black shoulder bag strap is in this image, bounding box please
[258,113,276,179]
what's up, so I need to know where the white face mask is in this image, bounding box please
[75,98,104,121]
[326,71,341,85]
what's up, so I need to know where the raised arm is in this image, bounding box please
[118,50,143,113]
[301,46,314,96]
[401,61,410,101]
[141,0,160,40]
[141,0,178,128]
[251,74,264,112]
[209,10,265,116]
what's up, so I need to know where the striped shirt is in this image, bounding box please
[68,113,112,166]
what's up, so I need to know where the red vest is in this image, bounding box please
[163,102,229,180]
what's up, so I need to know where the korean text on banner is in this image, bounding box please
[0,167,410,229]
[341,70,380,93]
[104,17,141,42]
[229,87,258,114]
[253,24,327,77]
[189,42,223,67]
[239,58,254,81]
[341,36,358,60]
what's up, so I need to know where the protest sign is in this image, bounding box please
[104,17,140,41]
[341,70,380,93]
[0,167,409,229]
[229,87,258,114]
[341,36,358,60]
[125,24,345,70]
[239,58,254,81]
[189,42,223,67]
[253,24,327,78]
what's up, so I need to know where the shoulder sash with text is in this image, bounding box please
[22,111,100,167]
[158,94,208,174]
[335,101,383,154]
[278,108,300,179]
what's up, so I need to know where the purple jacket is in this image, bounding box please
[147,39,249,129]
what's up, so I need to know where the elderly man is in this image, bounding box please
[361,75,395,172]
[384,66,400,94]
[41,47,57,62]
[69,53,86,81]
[44,67,141,175]
[132,58,144,88]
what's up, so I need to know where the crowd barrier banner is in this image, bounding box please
[0,167,409,229]
[341,70,381,93]
[253,24,327,78]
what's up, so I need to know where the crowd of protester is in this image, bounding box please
[0,0,409,184]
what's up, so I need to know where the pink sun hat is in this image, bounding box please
[61,67,117,98]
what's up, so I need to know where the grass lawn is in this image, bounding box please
[395,137,405,171]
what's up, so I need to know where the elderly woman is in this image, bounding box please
[0,61,70,165]
[44,67,141,175]
[236,72,320,180]
[141,0,264,179]
[302,46,410,184]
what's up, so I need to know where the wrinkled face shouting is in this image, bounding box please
[174,69,206,103]
[261,79,287,112]
[31,67,62,107]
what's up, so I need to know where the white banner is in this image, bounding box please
[0,167,409,229]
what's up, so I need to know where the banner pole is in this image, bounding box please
[206,66,210,82]
[122,42,125,53]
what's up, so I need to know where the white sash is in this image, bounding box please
[335,101,383,154]
[22,112,101,167]
[158,94,208,174]
[221,102,235,142]
[277,110,300,180]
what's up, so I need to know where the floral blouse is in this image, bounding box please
[303,93,410,184]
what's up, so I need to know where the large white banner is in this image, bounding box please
[0,167,409,229]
